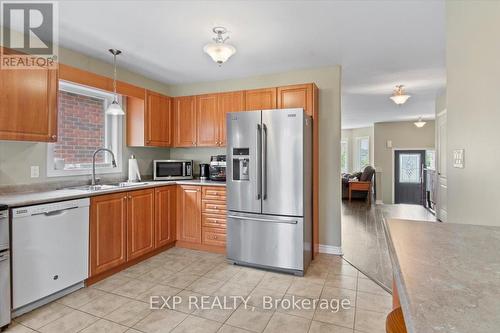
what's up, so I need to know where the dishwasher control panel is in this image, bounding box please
[12,198,89,218]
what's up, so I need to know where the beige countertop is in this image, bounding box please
[0,179,226,207]
[385,219,500,333]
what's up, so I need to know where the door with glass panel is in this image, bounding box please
[394,150,426,204]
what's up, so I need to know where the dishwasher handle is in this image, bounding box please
[31,206,79,217]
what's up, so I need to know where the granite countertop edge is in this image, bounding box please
[0,179,226,208]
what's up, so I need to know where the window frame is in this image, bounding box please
[340,139,349,174]
[46,80,123,178]
[355,136,370,171]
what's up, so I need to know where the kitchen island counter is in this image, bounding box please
[385,219,500,333]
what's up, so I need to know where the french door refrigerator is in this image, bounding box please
[226,108,312,276]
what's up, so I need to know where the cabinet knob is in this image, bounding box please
[51,134,57,140]
[146,140,151,143]
[123,196,127,199]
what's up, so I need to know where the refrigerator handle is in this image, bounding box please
[256,124,262,200]
[262,123,268,200]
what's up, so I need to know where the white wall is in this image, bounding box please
[374,121,435,204]
[341,126,374,173]
[168,66,343,248]
[446,1,500,225]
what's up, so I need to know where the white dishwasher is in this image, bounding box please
[12,198,89,314]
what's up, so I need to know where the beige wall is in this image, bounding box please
[168,66,342,248]
[446,1,500,225]
[374,121,435,204]
[341,126,374,173]
[0,47,171,186]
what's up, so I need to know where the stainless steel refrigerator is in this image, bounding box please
[226,108,312,276]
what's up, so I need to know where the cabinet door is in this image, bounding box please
[277,84,313,116]
[244,88,277,111]
[127,189,155,260]
[0,68,57,142]
[218,91,245,147]
[173,96,196,147]
[196,94,219,147]
[90,193,127,276]
[177,185,202,244]
[146,91,172,147]
[155,186,177,248]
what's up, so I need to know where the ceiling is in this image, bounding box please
[57,0,446,129]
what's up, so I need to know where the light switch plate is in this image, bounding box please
[30,166,40,178]
[453,149,464,168]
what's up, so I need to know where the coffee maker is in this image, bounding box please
[209,155,226,181]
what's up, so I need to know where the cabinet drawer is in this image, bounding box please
[203,227,226,247]
[202,187,226,201]
[201,200,227,214]
[202,214,226,229]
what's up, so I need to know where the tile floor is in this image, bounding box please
[6,248,391,333]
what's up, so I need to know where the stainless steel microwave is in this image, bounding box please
[153,160,193,180]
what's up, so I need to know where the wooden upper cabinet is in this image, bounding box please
[155,186,176,248]
[90,192,128,277]
[173,96,197,147]
[277,83,316,117]
[196,94,219,147]
[177,185,202,244]
[127,189,155,260]
[218,91,245,146]
[244,88,277,111]
[0,68,58,142]
[146,91,172,147]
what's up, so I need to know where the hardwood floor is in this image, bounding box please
[341,200,436,291]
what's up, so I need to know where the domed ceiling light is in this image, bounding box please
[106,49,124,116]
[414,117,427,128]
[390,85,411,105]
[203,27,236,66]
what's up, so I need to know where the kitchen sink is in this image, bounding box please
[65,182,150,192]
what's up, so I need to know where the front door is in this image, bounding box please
[395,150,425,204]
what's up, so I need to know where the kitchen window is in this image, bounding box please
[47,81,123,177]
[341,140,349,173]
[356,136,370,171]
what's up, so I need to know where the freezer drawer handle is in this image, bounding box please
[228,215,298,224]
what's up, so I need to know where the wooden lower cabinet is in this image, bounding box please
[127,189,155,260]
[177,185,202,243]
[90,192,128,276]
[155,186,176,247]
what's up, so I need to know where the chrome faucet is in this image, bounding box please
[91,148,117,186]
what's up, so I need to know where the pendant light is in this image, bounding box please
[203,27,236,66]
[390,85,411,105]
[414,117,427,128]
[105,49,125,115]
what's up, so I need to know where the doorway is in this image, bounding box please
[394,150,426,204]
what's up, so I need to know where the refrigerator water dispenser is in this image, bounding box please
[232,148,250,181]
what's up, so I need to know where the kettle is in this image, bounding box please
[199,163,210,180]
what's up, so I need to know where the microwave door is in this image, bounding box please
[156,162,183,178]
[226,111,262,214]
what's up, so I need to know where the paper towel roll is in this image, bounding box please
[128,155,141,182]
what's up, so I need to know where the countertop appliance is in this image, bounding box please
[0,205,10,328]
[199,163,210,180]
[226,109,312,276]
[209,155,226,181]
[154,160,193,180]
[11,198,90,315]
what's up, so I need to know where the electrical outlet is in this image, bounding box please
[30,166,40,178]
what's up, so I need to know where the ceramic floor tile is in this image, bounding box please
[215,281,256,298]
[16,302,73,330]
[57,288,106,309]
[312,305,355,330]
[307,320,353,333]
[287,280,324,299]
[263,312,311,333]
[324,273,357,291]
[2,322,37,333]
[226,304,274,333]
[217,324,253,333]
[38,309,98,333]
[171,315,221,333]
[104,300,153,327]
[136,267,176,284]
[91,275,134,293]
[276,295,317,320]
[171,290,203,314]
[132,309,187,333]
[112,279,156,299]
[120,262,154,278]
[229,269,266,288]
[256,272,294,294]
[247,287,284,309]
[328,263,358,278]
[191,295,240,323]
[79,293,130,317]
[80,318,128,333]
[320,286,357,308]
[162,272,201,289]
[186,277,226,295]
[356,278,388,296]
[354,308,387,333]
[180,261,214,276]
[204,263,241,281]
[135,284,182,303]
[355,291,392,313]
[302,269,328,286]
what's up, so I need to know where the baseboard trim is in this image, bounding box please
[318,244,343,255]
[376,200,383,205]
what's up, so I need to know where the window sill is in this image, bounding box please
[47,166,123,178]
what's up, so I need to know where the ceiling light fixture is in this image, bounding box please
[203,27,236,66]
[390,85,411,105]
[105,49,125,116]
[414,117,426,128]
